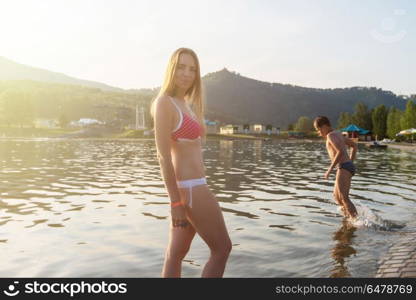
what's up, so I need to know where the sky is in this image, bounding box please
[1,0,415,95]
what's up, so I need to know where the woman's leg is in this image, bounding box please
[162,215,196,277]
[185,185,232,278]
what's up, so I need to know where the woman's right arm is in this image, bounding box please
[154,96,181,204]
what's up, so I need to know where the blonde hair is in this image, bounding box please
[151,48,205,131]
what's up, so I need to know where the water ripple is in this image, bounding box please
[0,139,414,277]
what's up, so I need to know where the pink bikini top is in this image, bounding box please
[170,97,203,141]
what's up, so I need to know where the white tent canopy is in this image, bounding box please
[396,128,416,136]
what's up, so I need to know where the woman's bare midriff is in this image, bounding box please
[171,139,205,180]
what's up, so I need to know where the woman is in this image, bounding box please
[151,48,232,277]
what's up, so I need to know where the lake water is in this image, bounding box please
[0,139,415,277]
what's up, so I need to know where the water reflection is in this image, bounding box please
[330,219,357,277]
[0,139,414,277]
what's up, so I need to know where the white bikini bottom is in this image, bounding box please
[176,177,207,208]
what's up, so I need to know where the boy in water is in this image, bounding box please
[314,116,358,218]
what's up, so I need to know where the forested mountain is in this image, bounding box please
[203,68,407,127]
[0,57,410,129]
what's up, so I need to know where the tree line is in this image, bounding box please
[337,100,416,139]
[290,98,416,140]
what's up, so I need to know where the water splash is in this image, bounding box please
[341,203,406,231]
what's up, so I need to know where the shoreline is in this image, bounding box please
[3,132,415,151]
[0,135,320,142]
[386,143,416,152]
[360,141,416,153]
[4,129,414,151]
[0,127,320,141]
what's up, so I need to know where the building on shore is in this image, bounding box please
[250,124,280,135]
[220,124,243,134]
[250,124,267,134]
[70,118,105,128]
[220,124,280,135]
[205,120,219,134]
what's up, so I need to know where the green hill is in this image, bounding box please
[0,57,409,129]
[203,68,407,127]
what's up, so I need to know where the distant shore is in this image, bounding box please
[0,127,139,139]
[0,127,79,138]
[360,141,416,152]
[385,143,416,152]
[2,129,415,152]
[0,127,321,141]
[3,128,415,153]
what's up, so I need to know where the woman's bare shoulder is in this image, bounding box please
[154,95,174,112]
